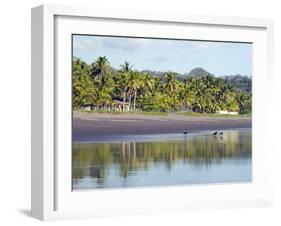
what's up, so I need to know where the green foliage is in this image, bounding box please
[235,92,252,114]
[72,57,96,108]
[72,56,252,114]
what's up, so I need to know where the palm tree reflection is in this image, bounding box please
[73,130,251,182]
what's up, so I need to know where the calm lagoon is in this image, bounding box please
[72,129,251,190]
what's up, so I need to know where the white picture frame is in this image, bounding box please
[31,4,274,221]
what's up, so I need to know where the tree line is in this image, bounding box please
[73,56,252,114]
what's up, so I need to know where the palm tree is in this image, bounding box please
[137,75,161,111]
[162,72,180,96]
[127,71,144,111]
[90,56,116,110]
[119,62,133,111]
[139,73,154,100]
[235,92,252,114]
[162,72,181,111]
[178,80,195,111]
[143,73,154,91]
[120,61,133,73]
[95,75,115,110]
[72,58,95,108]
[90,56,110,79]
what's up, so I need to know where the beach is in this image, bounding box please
[73,111,252,142]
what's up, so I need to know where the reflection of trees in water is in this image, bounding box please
[73,130,251,180]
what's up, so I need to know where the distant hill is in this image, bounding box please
[222,74,252,93]
[187,68,251,93]
[140,68,214,80]
[115,67,251,93]
[141,70,188,81]
[188,67,214,77]
[141,70,165,78]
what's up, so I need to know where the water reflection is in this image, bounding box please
[72,129,251,190]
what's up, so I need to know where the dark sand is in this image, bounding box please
[73,111,252,142]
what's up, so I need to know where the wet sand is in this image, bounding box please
[73,111,252,142]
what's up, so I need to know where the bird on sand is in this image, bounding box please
[183,131,188,135]
[213,131,218,136]
[219,131,224,136]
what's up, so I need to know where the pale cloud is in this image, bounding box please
[73,36,151,52]
[102,37,151,52]
[149,56,171,62]
[73,41,86,50]
[73,38,102,50]
[191,41,219,49]
[74,36,222,52]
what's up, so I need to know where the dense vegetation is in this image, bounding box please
[73,56,252,114]
[139,68,251,93]
[222,75,252,93]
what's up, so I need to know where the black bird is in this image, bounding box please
[219,131,224,136]
[183,131,188,135]
[213,131,218,136]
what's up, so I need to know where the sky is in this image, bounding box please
[73,35,252,76]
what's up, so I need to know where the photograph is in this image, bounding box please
[72,35,252,190]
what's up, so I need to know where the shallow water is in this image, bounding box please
[72,129,251,190]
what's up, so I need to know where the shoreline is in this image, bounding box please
[73,128,251,144]
[73,111,252,142]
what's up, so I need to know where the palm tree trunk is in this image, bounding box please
[133,142,136,159]
[128,94,132,112]
[123,91,126,112]
[133,90,137,112]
